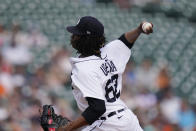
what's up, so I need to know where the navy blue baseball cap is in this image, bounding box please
[66,16,104,36]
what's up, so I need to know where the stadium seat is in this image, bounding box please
[0,0,195,103]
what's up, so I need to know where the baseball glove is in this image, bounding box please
[40,105,70,131]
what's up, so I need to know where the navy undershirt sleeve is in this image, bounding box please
[118,34,134,49]
[82,97,106,125]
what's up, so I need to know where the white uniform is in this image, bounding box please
[70,39,143,131]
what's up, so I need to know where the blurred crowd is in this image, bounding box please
[122,60,196,131]
[0,24,73,131]
[0,24,196,131]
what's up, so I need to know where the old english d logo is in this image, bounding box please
[77,18,80,25]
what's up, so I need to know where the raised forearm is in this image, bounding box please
[125,26,142,44]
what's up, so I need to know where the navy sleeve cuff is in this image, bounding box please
[118,34,134,49]
[82,97,106,125]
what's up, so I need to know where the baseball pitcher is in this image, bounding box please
[40,16,153,131]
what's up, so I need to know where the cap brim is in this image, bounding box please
[66,26,84,35]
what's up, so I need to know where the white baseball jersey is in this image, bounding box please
[70,39,143,131]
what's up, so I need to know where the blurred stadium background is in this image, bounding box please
[0,0,196,130]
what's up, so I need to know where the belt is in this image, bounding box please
[99,108,125,120]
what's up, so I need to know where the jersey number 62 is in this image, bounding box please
[105,74,120,103]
